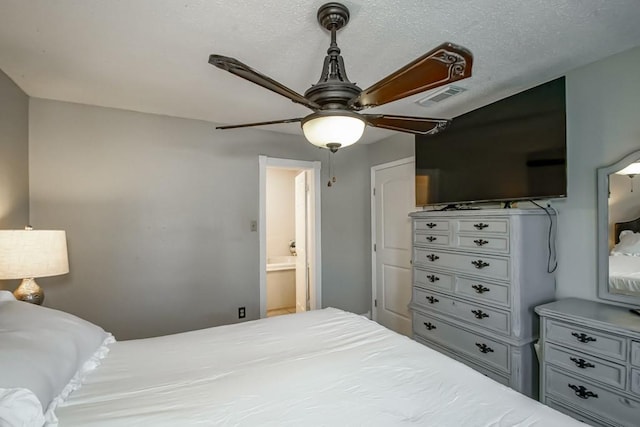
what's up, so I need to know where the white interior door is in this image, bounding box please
[373,159,414,336]
[294,171,308,313]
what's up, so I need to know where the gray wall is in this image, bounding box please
[0,70,29,228]
[28,99,371,339]
[368,133,414,167]
[554,46,640,301]
[0,70,29,291]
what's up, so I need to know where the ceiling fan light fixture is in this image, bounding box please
[301,111,366,151]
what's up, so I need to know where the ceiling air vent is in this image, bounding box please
[416,85,467,107]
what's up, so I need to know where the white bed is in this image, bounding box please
[1,295,581,426]
[609,254,640,295]
[608,225,640,296]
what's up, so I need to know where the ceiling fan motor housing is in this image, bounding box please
[305,2,361,111]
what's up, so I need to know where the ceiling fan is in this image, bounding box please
[209,2,473,152]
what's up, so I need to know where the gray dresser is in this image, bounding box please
[409,209,556,397]
[536,298,640,427]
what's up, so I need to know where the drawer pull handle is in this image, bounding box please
[474,223,489,230]
[425,296,439,304]
[473,239,489,246]
[471,284,490,294]
[568,384,598,400]
[471,309,489,319]
[426,236,437,242]
[475,343,494,354]
[571,332,597,343]
[426,274,440,283]
[423,322,436,330]
[569,357,595,369]
[426,222,437,229]
[426,254,440,262]
[471,260,490,269]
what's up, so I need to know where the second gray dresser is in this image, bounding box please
[536,298,640,426]
[409,208,557,397]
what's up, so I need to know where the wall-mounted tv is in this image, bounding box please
[415,77,566,207]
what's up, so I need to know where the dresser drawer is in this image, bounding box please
[414,248,510,280]
[414,335,510,387]
[415,219,449,232]
[414,268,454,292]
[455,277,510,307]
[456,234,509,254]
[457,219,509,234]
[545,399,605,426]
[546,320,627,361]
[413,311,510,373]
[546,366,640,427]
[414,232,450,247]
[413,289,510,335]
[545,343,626,390]
[632,369,640,397]
[632,341,640,367]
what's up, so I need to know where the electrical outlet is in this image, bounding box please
[250,220,257,232]
[238,307,246,319]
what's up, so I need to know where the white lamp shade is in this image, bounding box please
[302,114,366,149]
[615,162,640,176]
[0,230,69,279]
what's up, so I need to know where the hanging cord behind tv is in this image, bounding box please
[529,200,558,274]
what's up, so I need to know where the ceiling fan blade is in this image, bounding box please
[349,43,473,110]
[363,114,450,135]
[216,118,303,130]
[209,55,320,111]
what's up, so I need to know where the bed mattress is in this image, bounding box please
[56,308,580,426]
[609,254,640,295]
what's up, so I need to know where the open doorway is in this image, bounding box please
[259,156,322,318]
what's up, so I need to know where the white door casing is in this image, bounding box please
[259,156,322,319]
[294,170,308,313]
[305,170,315,311]
[371,157,415,336]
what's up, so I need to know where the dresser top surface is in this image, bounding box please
[410,208,554,218]
[536,298,640,336]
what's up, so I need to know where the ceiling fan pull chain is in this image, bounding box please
[332,149,337,184]
[327,150,333,187]
[327,150,337,187]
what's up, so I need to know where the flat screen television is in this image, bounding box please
[415,77,566,207]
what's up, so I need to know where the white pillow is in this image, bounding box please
[611,230,640,256]
[0,299,114,424]
[0,290,16,301]
[0,388,45,427]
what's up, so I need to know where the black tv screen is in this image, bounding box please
[415,77,566,207]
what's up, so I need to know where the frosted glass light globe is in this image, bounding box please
[302,113,366,150]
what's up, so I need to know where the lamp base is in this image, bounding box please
[13,278,44,305]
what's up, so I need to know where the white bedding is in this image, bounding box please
[609,254,640,295]
[56,308,580,426]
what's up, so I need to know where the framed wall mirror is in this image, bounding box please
[597,149,640,307]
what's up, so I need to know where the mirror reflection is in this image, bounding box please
[607,160,640,297]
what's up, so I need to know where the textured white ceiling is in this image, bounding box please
[1,0,640,144]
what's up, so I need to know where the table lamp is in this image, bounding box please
[0,227,69,305]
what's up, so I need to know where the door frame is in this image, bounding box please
[370,156,414,321]
[259,155,322,318]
